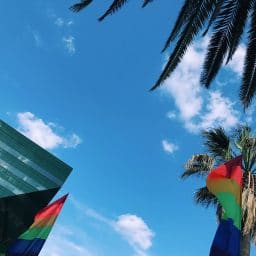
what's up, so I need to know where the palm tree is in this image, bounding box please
[182,126,256,255]
[70,0,256,108]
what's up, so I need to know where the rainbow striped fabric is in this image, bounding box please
[206,156,242,256]
[6,194,68,256]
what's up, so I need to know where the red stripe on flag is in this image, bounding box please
[207,156,242,186]
[34,194,68,221]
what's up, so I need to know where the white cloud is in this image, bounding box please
[67,21,74,26]
[162,139,178,154]
[226,44,246,75]
[199,91,239,130]
[70,197,154,256]
[114,214,154,256]
[55,18,74,27]
[63,134,83,148]
[244,102,256,124]
[162,37,240,133]
[51,14,75,55]
[17,112,82,150]
[63,36,75,55]
[55,17,64,27]
[166,111,176,120]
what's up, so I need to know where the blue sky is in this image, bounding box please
[1,1,256,256]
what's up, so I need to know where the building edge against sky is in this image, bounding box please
[0,119,72,253]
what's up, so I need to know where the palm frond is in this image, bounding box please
[142,0,154,8]
[162,0,200,52]
[202,0,224,36]
[151,0,217,91]
[234,125,252,150]
[200,0,247,87]
[182,154,214,179]
[194,186,217,208]
[226,0,253,63]
[240,5,256,108]
[69,0,93,12]
[98,0,129,21]
[202,127,232,162]
[234,125,256,172]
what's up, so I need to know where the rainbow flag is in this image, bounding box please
[206,156,242,256]
[6,194,68,256]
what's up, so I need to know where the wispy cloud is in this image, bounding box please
[166,111,176,120]
[17,112,82,150]
[55,17,74,27]
[41,224,96,256]
[31,30,43,47]
[70,197,154,256]
[55,17,64,27]
[27,26,43,48]
[63,36,76,55]
[162,139,178,154]
[47,11,76,55]
[162,37,241,133]
[196,91,239,130]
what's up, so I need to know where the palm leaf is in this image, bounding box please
[202,0,224,36]
[240,5,256,108]
[200,0,246,87]
[234,126,256,172]
[194,186,217,208]
[98,0,129,21]
[142,0,154,8]
[202,127,232,162]
[151,0,217,91]
[162,0,200,52]
[182,154,214,179]
[69,0,93,12]
[234,125,252,149]
[226,0,253,63]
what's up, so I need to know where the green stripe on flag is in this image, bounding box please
[19,226,52,240]
[216,192,241,230]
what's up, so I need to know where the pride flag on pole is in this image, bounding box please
[206,156,242,256]
[7,194,68,256]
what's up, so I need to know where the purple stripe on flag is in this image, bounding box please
[7,239,45,256]
[210,219,240,256]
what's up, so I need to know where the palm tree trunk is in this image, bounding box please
[240,233,250,256]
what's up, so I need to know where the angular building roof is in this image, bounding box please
[0,120,72,197]
[0,120,73,253]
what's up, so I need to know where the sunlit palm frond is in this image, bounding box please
[182,154,214,179]
[98,0,129,21]
[70,0,93,12]
[234,126,252,152]
[234,126,256,172]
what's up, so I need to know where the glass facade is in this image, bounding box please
[0,120,72,198]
